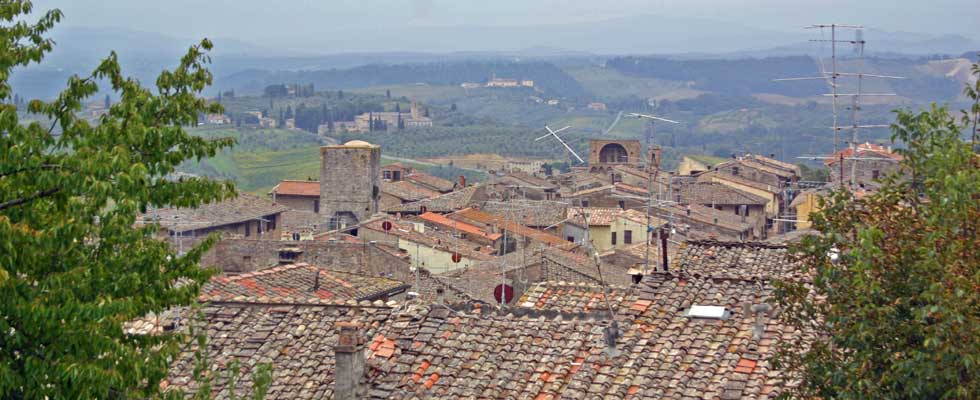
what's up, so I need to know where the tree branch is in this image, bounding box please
[0,187,60,211]
[0,164,66,179]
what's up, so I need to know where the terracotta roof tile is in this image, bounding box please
[200,263,409,304]
[419,211,502,241]
[269,180,320,197]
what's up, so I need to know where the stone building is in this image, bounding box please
[138,192,287,250]
[826,142,904,188]
[588,139,642,166]
[269,180,321,213]
[320,140,381,230]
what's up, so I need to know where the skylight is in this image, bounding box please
[684,305,730,320]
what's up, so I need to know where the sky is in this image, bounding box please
[30,0,980,53]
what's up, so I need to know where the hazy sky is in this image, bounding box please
[32,0,980,52]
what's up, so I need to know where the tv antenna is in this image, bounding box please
[626,113,680,272]
[535,125,583,163]
[775,24,905,188]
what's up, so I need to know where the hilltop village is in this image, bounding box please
[134,131,906,399]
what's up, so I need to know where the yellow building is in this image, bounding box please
[608,209,666,253]
[790,190,825,230]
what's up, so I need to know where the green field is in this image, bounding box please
[563,65,705,101]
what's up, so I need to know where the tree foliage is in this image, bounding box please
[0,2,237,398]
[774,62,980,399]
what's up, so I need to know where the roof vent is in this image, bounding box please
[684,305,730,320]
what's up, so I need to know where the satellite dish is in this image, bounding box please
[493,284,514,304]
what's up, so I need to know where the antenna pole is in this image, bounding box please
[831,24,839,154]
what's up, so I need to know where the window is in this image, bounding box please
[624,230,633,244]
[611,232,617,245]
[731,167,740,176]
[872,169,880,179]
[245,221,251,237]
[313,199,320,213]
[383,171,392,180]
[257,220,263,234]
[268,215,276,231]
[581,200,589,207]
[618,200,625,209]
[393,171,401,181]
[567,236,575,242]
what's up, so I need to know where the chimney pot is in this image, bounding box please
[334,322,365,400]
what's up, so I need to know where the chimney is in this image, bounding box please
[603,321,620,357]
[459,175,466,188]
[312,269,320,292]
[334,322,365,400]
[750,303,772,341]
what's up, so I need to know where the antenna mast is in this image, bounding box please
[776,24,904,188]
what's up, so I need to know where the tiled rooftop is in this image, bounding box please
[405,172,457,192]
[480,199,568,228]
[419,211,502,241]
[360,216,496,261]
[269,180,320,197]
[162,237,809,399]
[387,185,483,213]
[451,207,570,247]
[671,240,805,282]
[517,281,636,313]
[140,192,289,233]
[200,263,410,304]
[567,207,624,226]
[674,181,770,206]
[826,142,903,165]
[382,180,441,202]
[165,305,394,399]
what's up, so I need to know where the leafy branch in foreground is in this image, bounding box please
[0,1,240,398]
[773,59,980,399]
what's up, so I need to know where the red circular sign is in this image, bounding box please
[493,284,514,304]
[451,252,462,263]
[419,205,428,214]
[381,221,393,231]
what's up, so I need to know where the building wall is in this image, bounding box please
[610,217,650,250]
[587,225,613,253]
[202,238,400,274]
[828,159,902,188]
[562,223,588,246]
[200,238,470,303]
[397,238,477,274]
[793,192,822,230]
[707,176,779,217]
[273,194,318,213]
[320,144,381,229]
[715,162,785,189]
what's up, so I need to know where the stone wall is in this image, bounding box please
[201,238,470,303]
[274,194,318,213]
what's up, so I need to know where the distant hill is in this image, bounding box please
[218,61,590,99]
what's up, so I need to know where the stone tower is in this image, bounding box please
[647,145,662,171]
[319,140,381,230]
